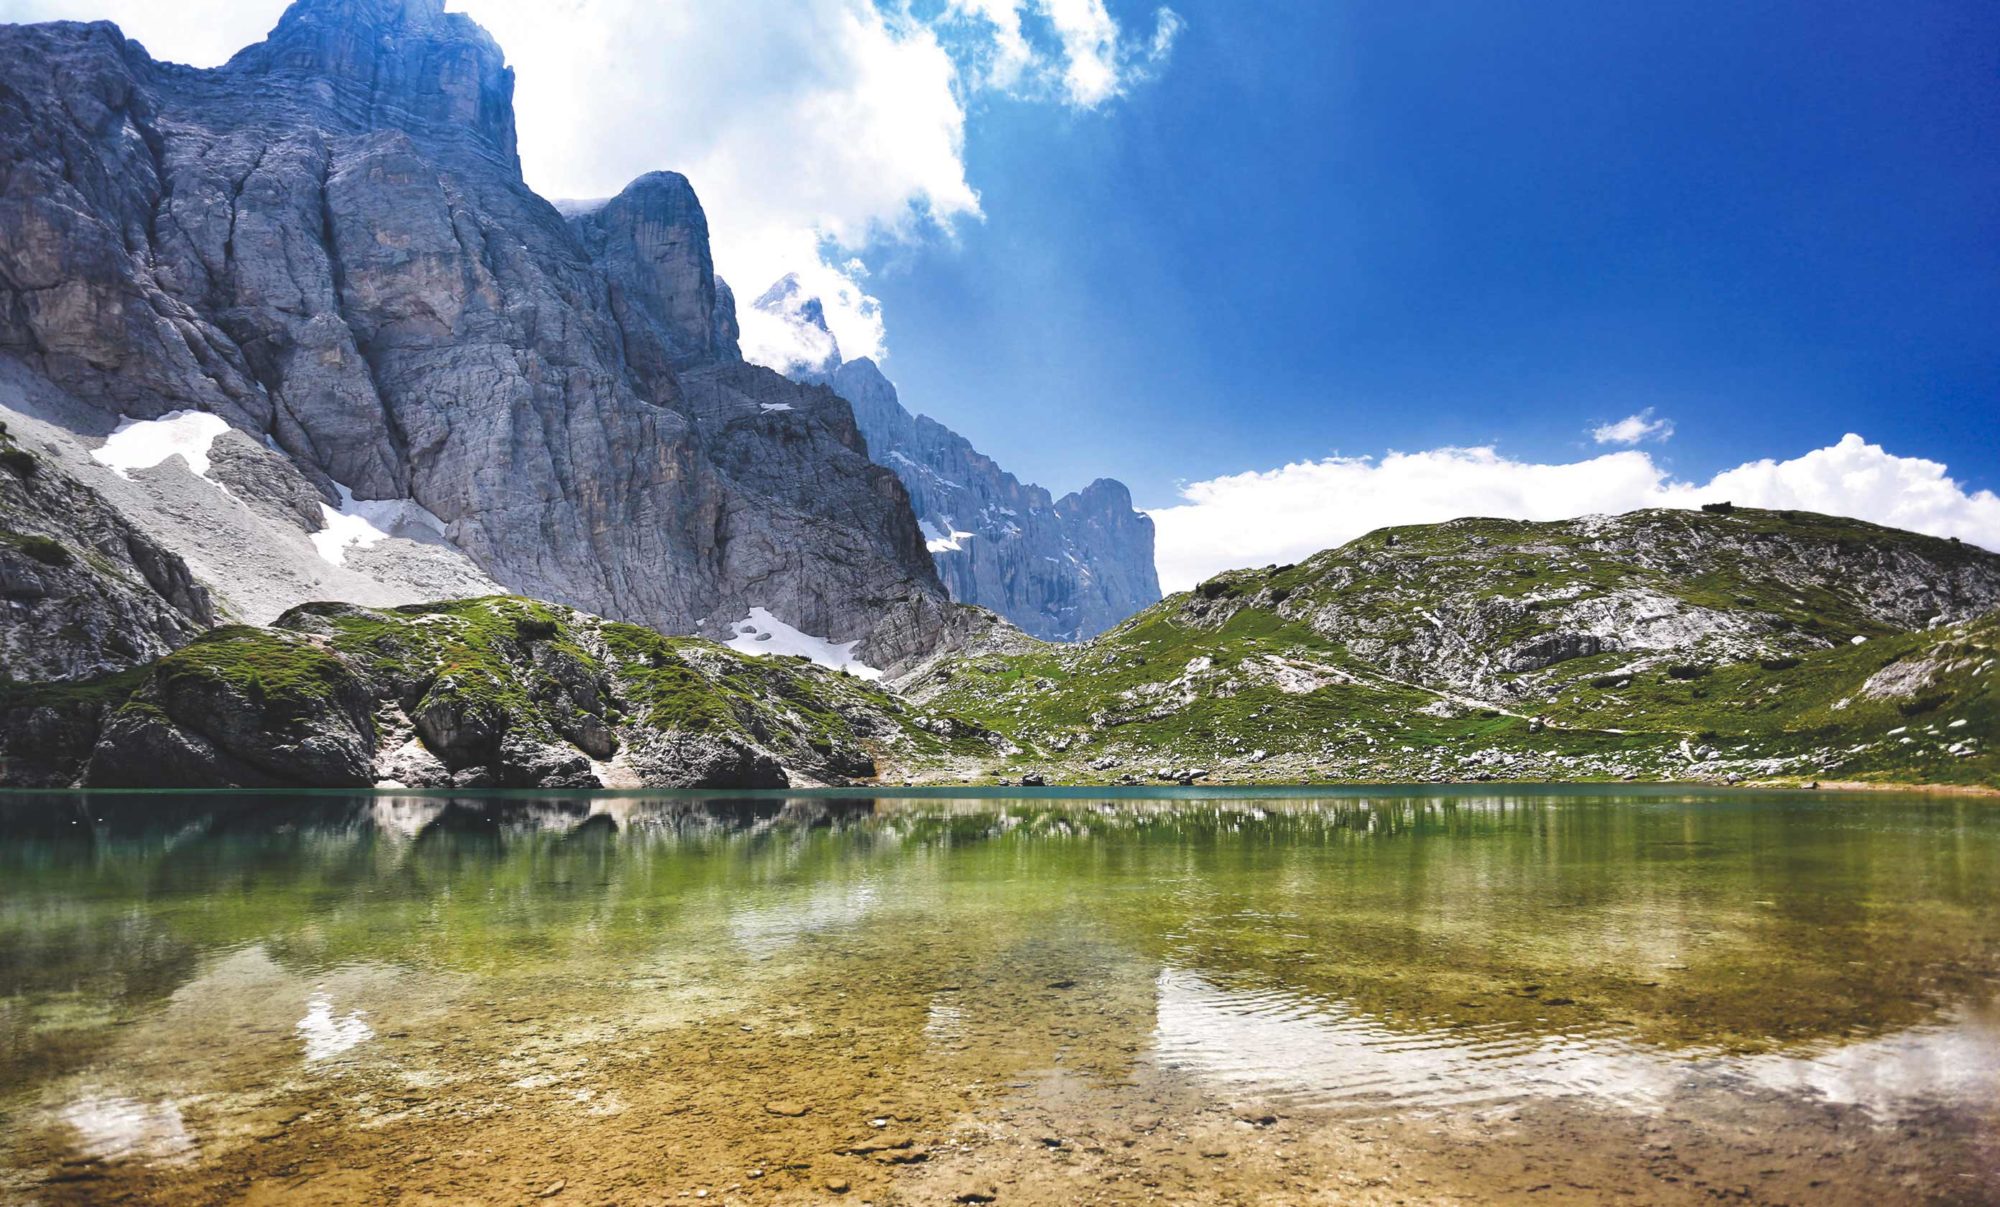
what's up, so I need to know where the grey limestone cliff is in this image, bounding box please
[0,0,957,673]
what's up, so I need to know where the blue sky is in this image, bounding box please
[872,0,1999,508]
[9,0,1998,585]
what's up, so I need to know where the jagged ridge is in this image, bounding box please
[754,278,1163,640]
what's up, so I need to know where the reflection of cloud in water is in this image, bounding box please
[59,1095,196,1164]
[1732,1021,2000,1112]
[1152,969,2000,1123]
[297,992,373,1062]
[727,880,880,956]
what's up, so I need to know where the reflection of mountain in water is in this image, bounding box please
[3,789,1998,1074]
[0,791,889,851]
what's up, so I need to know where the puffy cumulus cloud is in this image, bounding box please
[1150,435,2000,592]
[1681,434,2000,545]
[466,0,1181,363]
[1592,408,1675,445]
[10,0,1180,366]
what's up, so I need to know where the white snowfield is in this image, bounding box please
[758,402,795,413]
[726,607,883,680]
[925,517,976,554]
[311,484,452,567]
[90,411,230,481]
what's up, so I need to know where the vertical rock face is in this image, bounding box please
[752,280,1161,640]
[569,172,741,372]
[0,0,956,671]
[831,357,1162,640]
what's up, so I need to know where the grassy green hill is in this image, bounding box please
[891,508,2000,789]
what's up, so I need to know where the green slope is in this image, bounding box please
[894,508,2000,788]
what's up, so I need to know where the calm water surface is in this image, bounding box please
[1,787,1996,1204]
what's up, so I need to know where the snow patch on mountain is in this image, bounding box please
[926,519,976,553]
[726,606,883,680]
[91,411,230,482]
[312,485,452,567]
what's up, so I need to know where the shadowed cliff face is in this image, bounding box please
[0,0,956,672]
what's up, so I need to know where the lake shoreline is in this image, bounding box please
[874,774,2000,798]
[4,776,1993,798]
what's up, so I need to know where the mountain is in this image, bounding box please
[0,595,998,789]
[894,507,2000,788]
[753,278,1162,641]
[0,0,965,678]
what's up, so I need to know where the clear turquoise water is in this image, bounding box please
[1,786,1996,1202]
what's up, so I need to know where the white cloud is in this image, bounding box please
[1150,434,2000,592]
[1592,408,1675,445]
[3,0,1180,367]
[739,275,846,378]
[0,0,275,65]
[1042,0,1121,105]
[946,0,1182,105]
[947,0,1036,91]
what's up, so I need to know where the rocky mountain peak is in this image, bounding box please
[1070,478,1137,511]
[569,171,741,371]
[752,275,841,377]
[224,0,519,169]
[0,5,966,677]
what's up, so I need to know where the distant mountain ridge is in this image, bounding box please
[753,277,1163,641]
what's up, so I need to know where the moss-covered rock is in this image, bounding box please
[83,627,376,788]
[4,596,992,788]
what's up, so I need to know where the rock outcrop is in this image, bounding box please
[0,0,954,672]
[1165,508,2000,700]
[0,596,996,789]
[0,420,213,681]
[754,281,1162,640]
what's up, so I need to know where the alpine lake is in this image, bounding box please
[1,787,1995,1205]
